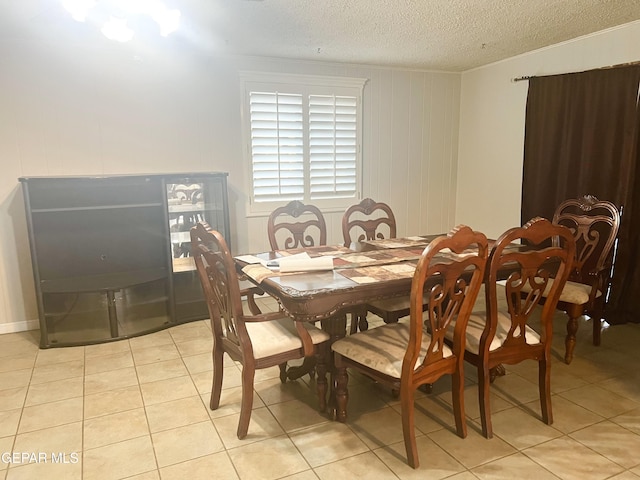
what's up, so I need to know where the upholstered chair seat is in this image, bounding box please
[516,278,602,306]
[453,312,541,355]
[246,319,330,359]
[332,323,453,378]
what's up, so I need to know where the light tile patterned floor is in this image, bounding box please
[1,296,640,480]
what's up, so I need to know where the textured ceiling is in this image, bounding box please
[3,0,640,71]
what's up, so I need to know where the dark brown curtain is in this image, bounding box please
[521,65,640,324]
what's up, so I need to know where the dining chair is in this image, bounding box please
[452,217,575,439]
[548,195,621,364]
[190,222,330,439]
[267,200,331,379]
[268,200,327,250]
[332,225,488,469]
[342,198,426,333]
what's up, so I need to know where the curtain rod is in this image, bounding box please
[511,60,640,83]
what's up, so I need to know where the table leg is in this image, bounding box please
[490,364,506,382]
[320,313,348,419]
[281,313,348,385]
[285,357,316,381]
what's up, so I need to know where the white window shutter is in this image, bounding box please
[309,95,358,199]
[249,92,304,202]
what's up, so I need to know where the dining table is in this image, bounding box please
[235,234,497,386]
[235,235,444,340]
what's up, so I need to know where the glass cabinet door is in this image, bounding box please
[166,175,229,270]
[164,174,229,321]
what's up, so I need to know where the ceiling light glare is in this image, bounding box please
[152,5,181,37]
[101,16,135,42]
[61,0,97,22]
[112,0,156,15]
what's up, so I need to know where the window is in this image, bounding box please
[241,72,367,214]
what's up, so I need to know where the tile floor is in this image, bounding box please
[1,296,640,480]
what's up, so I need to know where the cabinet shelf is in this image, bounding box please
[170,231,192,243]
[32,203,163,213]
[168,205,225,213]
[172,257,195,273]
[40,268,168,294]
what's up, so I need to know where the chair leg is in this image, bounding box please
[349,308,368,334]
[592,315,602,346]
[477,364,493,439]
[358,312,369,332]
[383,312,402,324]
[400,385,419,469]
[418,383,432,394]
[451,368,467,438]
[539,356,553,425]
[564,304,584,364]
[209,347,224,410]
[237,365,256,439]
[349,312,358,334]
[278,363,288,383]
[315,346,328,413]
[334,362,349,422]
[591,298,605,346]
[489,364,506,383]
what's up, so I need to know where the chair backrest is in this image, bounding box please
[190,222,251,356]
[404,225,488,376]
[552,195,620,287]
[267,201,327,250]
[484,217,576,354]
[342,198,397,247]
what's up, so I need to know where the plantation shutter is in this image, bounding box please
[249,92,304,202]
[309,95,358,199]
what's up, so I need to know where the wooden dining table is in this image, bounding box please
[235,235,443,342]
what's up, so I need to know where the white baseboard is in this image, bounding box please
[0,319,40,335]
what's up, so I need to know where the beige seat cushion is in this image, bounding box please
[499,279,601,306]
[246,319,330,359]
[446,283,543,354]
[331,323,452,378]
[460,311,541,354]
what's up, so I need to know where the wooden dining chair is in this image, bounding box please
[342,198,425,332]
[266,200,330,378]
[548,195,621,364]
[342,197,397,247]
[452,217,575,439]
[267,200,327,250]
[190,222,330,439]
[332,225,488,469]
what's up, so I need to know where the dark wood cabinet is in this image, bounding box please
[20,173,230,348]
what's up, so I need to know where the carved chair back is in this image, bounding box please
[268,201,327,250]
[484,217,576,357]
[552,195,620,291]
[342,198,397,247]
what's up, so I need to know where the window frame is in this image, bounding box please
[240,71,367,216]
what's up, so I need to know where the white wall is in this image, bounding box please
[456,20,640,240]
[0,33,460,332]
